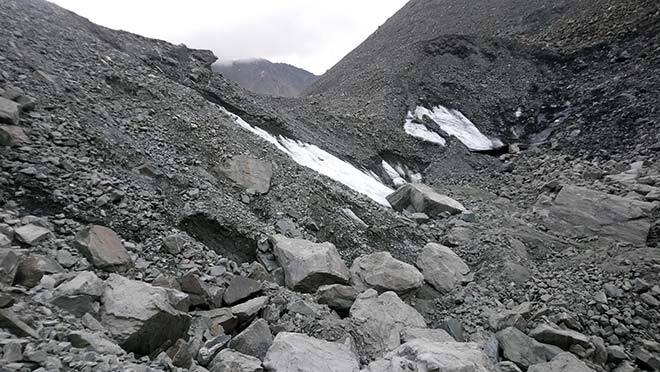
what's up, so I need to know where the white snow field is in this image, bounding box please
[405,105,503,151]
[221,107,395,206]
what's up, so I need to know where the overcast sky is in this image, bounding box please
[49,0,409,75]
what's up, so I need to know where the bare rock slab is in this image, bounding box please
[270,234,350,292]
[74,225,132,272]
[218,155,272,194]
[263,332,359,372]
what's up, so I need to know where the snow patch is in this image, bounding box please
[220,107,394,206]
[405,105,502,151]
[403,115,446,145]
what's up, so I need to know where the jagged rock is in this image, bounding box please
[386,183,466,216]
[263,332,359,372]
[400,327,455,343]
[68,331,125,354]
[0,125,31,147]
[162,233,188,255]
[350,252,423,294]
[223,276,262,306]
[229,318,273,360]
[14,224,53,246]
[364,340,494,372]
[0,293,15,308]
[0,308,40,338]
[270,234,350,292]
[341,208,369,229]
[0,97,19,125]
[51,271,105,316]
[634,346,660,370]
[489,302,533,331]
[496,327,562,369]
[2,341,22,363]
[166,339,193,369]
[0,249,19,285]
[74,225,132,272]
[416,243,469,293]
[440,318,465,342]
[14,255,63,288]
[218,155,272,194]
[529,324,591,350]
[498,361,523,372]
[350,289,426,357]
[231,296,269,323]
[196,308,239,334]
[198,333,231,366]
[316,284,358,313]
[537,185,655,245]
[153,273,182,291]
[100,274,191,355]
[209,349,263,372]
[527,352,596,372]
[0,233,10,248]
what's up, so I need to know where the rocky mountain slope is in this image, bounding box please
[0,0,659,371]
[212,59,318,98]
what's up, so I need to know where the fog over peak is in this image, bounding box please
[50,0,409,75]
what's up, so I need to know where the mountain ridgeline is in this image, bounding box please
[212,59,318,98]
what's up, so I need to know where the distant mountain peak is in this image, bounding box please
[213,58,318,98]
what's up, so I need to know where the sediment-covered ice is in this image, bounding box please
[405,105,503,151]
[220,107,394,206]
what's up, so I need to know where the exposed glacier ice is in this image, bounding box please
[220,107,394,206]
[405,105,503,151]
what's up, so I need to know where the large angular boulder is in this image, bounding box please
[350,252,423,293]
[537,185,655,245]
[416,243,470,293]
[218,155,272,194]
[14,255,63,288]
[0,125,29,146]
[229,318,273,360]
[0,97,19,125]
[0,308,40,338]
[350,289,426,357]
[496,327,562,369]
[14,224,53,246]
[52,271,105,316]
[386,183,466,216]
[263,332,359,372]
[316,284,358,313]
[529,324,591,350]
[269,235,350,292]
[528,352,596,372]
[100,274,191,355]
[364,340,494,372]
[223,276,262,306]
[74,225,132,272]
[210,349,263,372]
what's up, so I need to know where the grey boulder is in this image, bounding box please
[0,97,19,125]
[364,340,494,372]
[100,274,191,355]
[386,183,466,216]
[209,349,263,372]
[218,155,272,194]
[223,276,262,306]
[74,225,132,272]
[52,271,105,316]
[350,289,426,357]
[528,324,591,350]
[416,243,469,293]
[537,185,655,245]
[270,234,350,292]
[14,224,53,246]
[14,255,63,288]
[0,249,19,285]
[496,327,562,369]
[229,318,273,360]
[263,332,359,372]
[350,251,423,294]
[400,327,455,343]
[316,284,358,313]
[528,352,596,372]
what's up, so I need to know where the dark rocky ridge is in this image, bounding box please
[212,59,318,98]
[0,0,659,371]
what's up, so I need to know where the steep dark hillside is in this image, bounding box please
[213,59,318,97]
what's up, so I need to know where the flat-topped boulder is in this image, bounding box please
[74,225,132,272]
[537,185,655,245]
[269,234,350,292]
[218,155,273,194]
[263,332,359,372]
[350,251,423,294]
[386,183,466,216]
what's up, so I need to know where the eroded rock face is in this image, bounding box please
[74,225,132,272]
[100,274,191,355]
[386,183,466,216]
[416,243,469,293]
[270,234,350,292]
[350,252,423,294]
[364,340,495,372]
[263,332,360,372]
[218,155,273,194]
[350,289,426,358]
[537,185,655,245]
